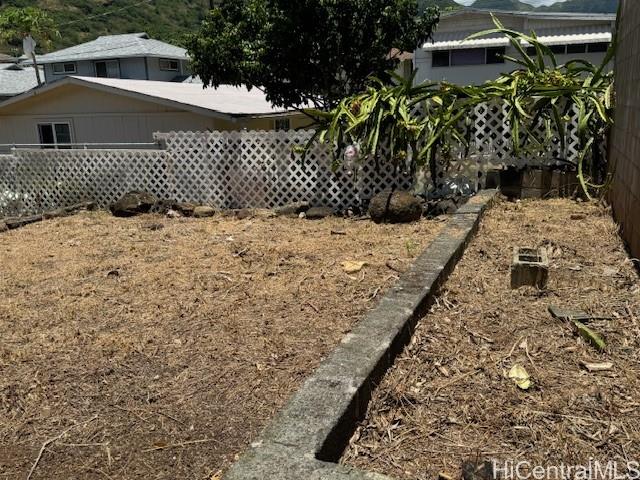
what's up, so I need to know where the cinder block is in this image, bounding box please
[511,247,549,289]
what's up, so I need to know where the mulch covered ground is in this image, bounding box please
[0,210,442,480]
[344,198,640,480]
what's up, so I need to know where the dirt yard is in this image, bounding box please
[344,198,640,479]
[0,210,442,480]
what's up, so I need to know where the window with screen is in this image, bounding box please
[486,47,506,64]
[587,42,609,53]
[567,44,587,54]
[159,59,179,71]
[451,48,485,66]
[432,50,450,68]
[37,123,72,149]
[95,60,120,78]
[53,63,77,75]
[275,118,291,131]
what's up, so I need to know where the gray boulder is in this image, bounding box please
[111,191,157,217]
[368,190,422,224]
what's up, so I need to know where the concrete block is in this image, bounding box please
[511,247,549,289]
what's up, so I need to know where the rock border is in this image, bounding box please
[225,190,498,480]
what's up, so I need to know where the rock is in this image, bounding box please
[432,199,458,216]
[275,201,310,216]
[111,191,157,217]
[0,221,8,233]
[166,209,181,219]
[305,206,335,220]
[174,202,197,217]
[193,206,216,218]
[368,190,422,224]
[234,209,253,220]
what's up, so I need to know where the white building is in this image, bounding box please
[415,9,616,85]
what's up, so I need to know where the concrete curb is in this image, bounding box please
[225,190,498,480]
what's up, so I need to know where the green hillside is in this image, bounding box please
[0,0,210,53]
[468,0,618,13]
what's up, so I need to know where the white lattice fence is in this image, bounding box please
[156,130,414,210]
[0,103,591,216]
[0,149,171,216]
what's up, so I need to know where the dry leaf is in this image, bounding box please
[508,364,532,390]
[342,261,367,274]
[581,361,613,372]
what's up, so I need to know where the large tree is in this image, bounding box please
[187,0,440,110]
[0,6,58,85]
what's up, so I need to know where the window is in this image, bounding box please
[37,123,73,149]
[432,50,450,68]
[52,62,77,75]
[486,47,506,64]
[275,118,291,131]
[587,42,609,53]
[451,48,485,66]
[567,43,587,54]
[159,58,179,71]
[95,60,120,78]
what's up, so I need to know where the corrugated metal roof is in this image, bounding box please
[422,24,612,50]
[0,64,42,97]
[29,33,188,64]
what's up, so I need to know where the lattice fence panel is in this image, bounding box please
[0,103,590,217]
[0,149,171,216]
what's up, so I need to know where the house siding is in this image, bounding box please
[415,12,614,85]
[609,0,640,258]
[42,57,189,83]
[0,83,305,149]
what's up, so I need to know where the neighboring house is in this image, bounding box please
[0,63,43,102]
[415,9,616,85]
[0,76,307,151]
[25,33,190,84]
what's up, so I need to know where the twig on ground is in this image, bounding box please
[141,438,218,453]
[27,415,98,480]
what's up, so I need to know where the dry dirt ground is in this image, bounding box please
[0,211,443,480]
[344,198,640,480]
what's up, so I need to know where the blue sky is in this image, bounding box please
[454,0,567,5]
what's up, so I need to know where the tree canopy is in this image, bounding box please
[0,6,58,53]
[187,0,440,110]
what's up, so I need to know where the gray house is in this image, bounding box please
[27,33,190,84]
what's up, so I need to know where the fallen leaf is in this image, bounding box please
[574,321,606,351]
[342,261,367,274]
[508,364,532,390]
[581,361,613,372]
